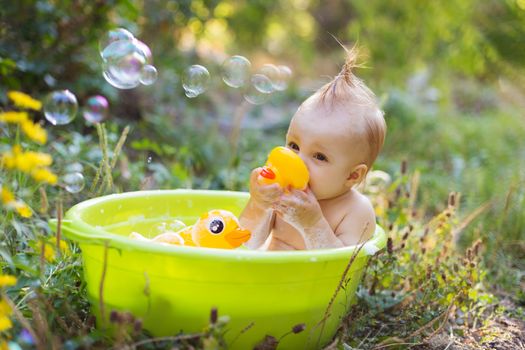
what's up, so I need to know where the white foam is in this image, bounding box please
[363,241,380,255]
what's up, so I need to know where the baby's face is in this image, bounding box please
[286,97,368,200]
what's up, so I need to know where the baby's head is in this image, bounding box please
[286,46,386,200]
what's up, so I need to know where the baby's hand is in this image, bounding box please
[249,167,283,210]
[273,187,323,228]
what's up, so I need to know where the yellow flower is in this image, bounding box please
[31,168,57,185]
[1,146,53,173]
[37,240,70,262]
[0,111,28,124]
[0,299,11,314]
[7,91,42,111]
[20,120,47,144]
[0,275,16,288]
[0,341,8,350]
[14,202,32,218]
[0,316,13,332]
[0,187,15,205]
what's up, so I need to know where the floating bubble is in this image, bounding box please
[99,28,134,56]
[258,64,279,91]
[251,74,273,94]
[243,81,271,105]
[140,65,158,85]
[83,95,109,124]
[133,39,153,64]
[274,65,292,91]
[43,90,78,126]
[101,39,151,89]
[63,172,85,193]
[222,55,251,88]
[182,65,210,97]
[65,162,84,173]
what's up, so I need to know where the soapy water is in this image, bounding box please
[222,55,251,88]
[63,172,85,193]
[182,65,210,98]
[43,90,78,126]
[83,95,109,124]
[99,28,158,89]
[362,241,380,255]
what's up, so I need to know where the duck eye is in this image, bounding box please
[208,218,225,234]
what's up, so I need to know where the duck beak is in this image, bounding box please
[224,228,252,247]
[260,166,276,180]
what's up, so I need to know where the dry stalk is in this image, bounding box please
[99,241,109,328]
[312,222,370,348]
[110,125,130,169]
[451,200,492,243]
[2,292,42,350]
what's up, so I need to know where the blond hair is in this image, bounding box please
[315,45,386,170]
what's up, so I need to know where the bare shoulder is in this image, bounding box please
[335,189,376,245]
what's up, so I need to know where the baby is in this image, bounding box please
[240,47,386,250]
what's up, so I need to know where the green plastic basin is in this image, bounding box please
[50,189,385,349]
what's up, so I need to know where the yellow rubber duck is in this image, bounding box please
[129,209,251,249]
[259,146,309,190]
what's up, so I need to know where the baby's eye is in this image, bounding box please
[288,142,299,151]
[314,153,328,162]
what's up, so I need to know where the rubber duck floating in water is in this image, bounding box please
[129,209,251,249]
[259,146,309,190]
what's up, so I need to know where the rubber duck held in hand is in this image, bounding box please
[130,210,251,249]
[259,146,309,190]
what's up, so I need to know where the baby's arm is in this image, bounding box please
[274,189,375,249]
[273,188,345,249]
[239,168,282,249]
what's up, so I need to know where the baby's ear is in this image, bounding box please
[346,164,368,187]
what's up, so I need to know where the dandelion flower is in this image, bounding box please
[0,187,15,205]
[20,120,47,144]
[7,91,42,111]
[31,168,57,185]
[0,316,13,332]
[15,202,32,218]
[0,275,17,287]
[0,111,28,124]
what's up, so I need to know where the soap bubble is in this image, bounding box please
[244,80,271,105]
[259,64,280,91]
[274,65,292,91]
[99,28,134,55]
[140,65,158,85]
[222,55,251,88]
[43,90,78,125]
[83,95,109,124]
[182,65,210,97]
[65,162,84,173]
[63,172,85,193]
[101,39,151,89]
[251,74,274,94]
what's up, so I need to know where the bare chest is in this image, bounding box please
[269,201,347,250]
